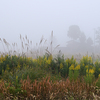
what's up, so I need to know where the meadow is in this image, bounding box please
[0,35,100,100]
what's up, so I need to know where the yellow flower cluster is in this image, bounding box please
[49,55,52,61]
[85,65,88,68]
[86,69,94,74]
[44,57,47,62]
[0,55,5,63]
[66,59,71,64]
[33,59,37,62]
[74,65,80,70]
[46,59,51,65]
[81,55,93,63]
[89,69,94,74]
[69,64,74,70]
[60,63,63,69]
[82,55,88,60]
[27,57,32,61]
[88,56,93,63]
[46,56,52,65]
[98,74,100,78]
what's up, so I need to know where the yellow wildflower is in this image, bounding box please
[98,74,100,78]
[48,56,52,64]
[88,56,92,63]
[86,69,94,74]
[17,64,20,69]
[86,69,89,73]
[66,59,68,63]
[85,65,88,69]
[33,59,37,62]
[28,57,31,60]
[48,55,52,60]
[89,69,94,74]
[60,63,63,69]
[75,65,80,70]
[44,57,47,62]
[99,68,100,71]
[69,64,74,70]
[46,59,51,65]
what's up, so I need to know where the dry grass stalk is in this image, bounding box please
[39,36,44,45]
[0,76,100,99]
[19,76,100,99]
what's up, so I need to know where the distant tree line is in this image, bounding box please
[66,25,100,54]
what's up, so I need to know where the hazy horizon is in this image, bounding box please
[0,0,100,54]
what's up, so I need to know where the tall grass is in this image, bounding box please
[0,33,100,99]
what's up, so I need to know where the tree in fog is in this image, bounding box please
[95,27,100,46]
[87,37,93,46]
[86,37,93,53]
[67,25,81,40]
[94,27,100,53]
[79,32,86,43]
[67,25,81,53]
[78,32,87,53]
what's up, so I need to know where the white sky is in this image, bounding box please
[0,0,100,49]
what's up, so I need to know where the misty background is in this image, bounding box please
[0,0,100,57]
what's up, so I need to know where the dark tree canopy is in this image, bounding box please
[67,25,81,40]
[79,32,86,43]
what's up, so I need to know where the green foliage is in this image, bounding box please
[68,70,74,81]
[8,86,27,97]
[1,54,100,82]
[0,53,100,99]
[94,60,100,78]
[0,54,35,76]
[84,73,94,86]
[96,78,100,88]
[79,55,94,76]
[68,65,80,81]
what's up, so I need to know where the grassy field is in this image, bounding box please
[0,35,100,100]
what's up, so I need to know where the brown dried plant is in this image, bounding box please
[19,76,100,100]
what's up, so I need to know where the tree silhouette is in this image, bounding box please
[67,25,81,40]
[95,27,100,46]
[79,32,86,43]
[86,37,93,53]
[87,37,93,46]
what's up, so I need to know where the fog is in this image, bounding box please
[0,0,100,57]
